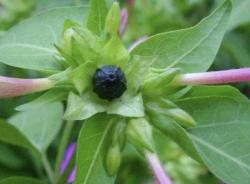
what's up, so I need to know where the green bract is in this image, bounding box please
[52,3,193,127]
[50,2,199,180]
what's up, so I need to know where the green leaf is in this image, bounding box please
[0,6,88,72]
[99,35,129,70]
[15,89,68,111]
[64,92,144,121]
[131,0,232,72]
[104,2,120,35]
[108,93,145,118]
[8,102,64,152]
[0,119,34,151]
[64,92,106,120]
[0,177,44,184]
[176,86,250,184]
[87,0,108,36]
[70,62,97,94]
[75,114,116,184]
[229,0,250,30]
[126,55,153,94]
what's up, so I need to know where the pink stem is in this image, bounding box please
[120,8,128,36]
[0,76,54,98]
[175,68,250,85]
[145,151,172,184]
[128,36,148,52]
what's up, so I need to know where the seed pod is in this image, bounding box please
[111,120,127,150]
[105,144,122,176]
[147,98,196,128]
[93,65,127,101]
[126,118,154,152]
[166,108,196,127]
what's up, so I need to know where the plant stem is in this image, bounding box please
[42,153,55,184]
[174,68,250,86]
[145,151,172,184]
[54,121,74,181]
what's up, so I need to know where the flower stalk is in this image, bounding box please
[145,151,172,184]
[119,8,128,36]
[128,36,148,52]
[0,76,54,98]
[174,68,250,86]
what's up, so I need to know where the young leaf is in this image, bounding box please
[75,114,116,184]
[0,6,88,72]
[176,86,250,184]
[87,0,108,36]
[15,89,68,111]
[131,0,232,72]
[104,2,120,35]
[0,177,44,184]
[8,102,64,152]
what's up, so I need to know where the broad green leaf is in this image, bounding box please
[0,6,88,72]
[87,0,108,36]
[0,119,34,151]
[176,86,250,184]
[75,114,116,184]
[229,0,250,30]
[131,0,231,72]
[16,89,68,111]
[0,177,44,184]
[8,102,64,152]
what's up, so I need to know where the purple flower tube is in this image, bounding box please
[60,143,76,183]
[0,76,54,98]
[145,151,172,184]
[175,68,250,86]
[120,8,128,36]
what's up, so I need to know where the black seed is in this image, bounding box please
[93,65,127,101]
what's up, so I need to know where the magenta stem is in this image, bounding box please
[120,8,128,36]
[175,68,250,85]
[0,76,54,98]
[145,151,172,184]
[128,36,148,52]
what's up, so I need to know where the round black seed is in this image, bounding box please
[93,65,127,101]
